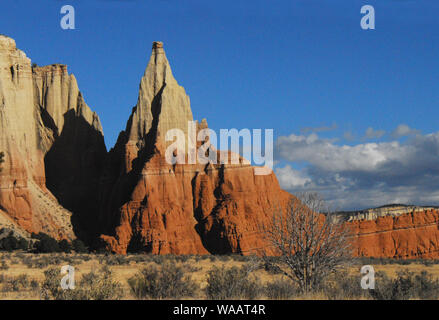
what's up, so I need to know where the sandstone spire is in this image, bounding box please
[126,41,193,151]
[96,41,293,255]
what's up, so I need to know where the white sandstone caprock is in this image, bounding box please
[126,41,193,152]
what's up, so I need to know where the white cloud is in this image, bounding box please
[343,131,355,141]
[365,127,385,139]
[274,129,439,210]
[276,133,391,171]
[391,124,419,138]
[275,165,311,189]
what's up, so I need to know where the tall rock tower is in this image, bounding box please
[127,41,193,150]
[97,42,292,254]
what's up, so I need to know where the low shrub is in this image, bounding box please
[33,233,60,253]
[173,255,191,263]
[265,278,297,299]
[41,266,123,300]
[58,240,72,253]
[105,255,130,265]
[205,264,263,299]
[0,274,30,292]
[0,260,8,270]
[321,271,366,300]
[18,238,29,250]
[369,270,439,300]
[72,239,88,253]
[263,257,283,275]
[180,263,202,273]
[128,262,198,299]
[216,255,231,263]
[0,233,29,252]
[75,266,124,300]
[40,268,71,300]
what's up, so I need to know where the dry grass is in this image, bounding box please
[0,252,438,300]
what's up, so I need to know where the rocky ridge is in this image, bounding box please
[343,206,439,259]
[1,36,439,258]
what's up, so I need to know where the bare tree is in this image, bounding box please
[262,192,352,293]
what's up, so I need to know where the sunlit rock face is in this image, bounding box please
[346,207,439,259]
[0,35,106,240]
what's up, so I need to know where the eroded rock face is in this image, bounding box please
[33,64,107,239]
[93,42,439,258]
[348,209,439,259]
[0,35,39,233]
[97,43,292,254]
[2,36,439,259]
[0,35,106,240]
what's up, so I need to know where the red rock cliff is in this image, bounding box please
[97,42,291,254]
[348,208,439,259]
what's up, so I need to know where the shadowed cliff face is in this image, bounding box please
[33,64,107,241]
[44,109,106,240]
[0,35,106,240]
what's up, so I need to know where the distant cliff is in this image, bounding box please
[342,205,439,259]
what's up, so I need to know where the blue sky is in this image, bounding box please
[1,0,439,209]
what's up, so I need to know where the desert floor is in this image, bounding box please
[0,252,438,300]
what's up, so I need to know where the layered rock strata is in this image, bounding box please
[96,42,292,254]
[347,208,439,259]
[0,35,106,240]
[2,35,439,259]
